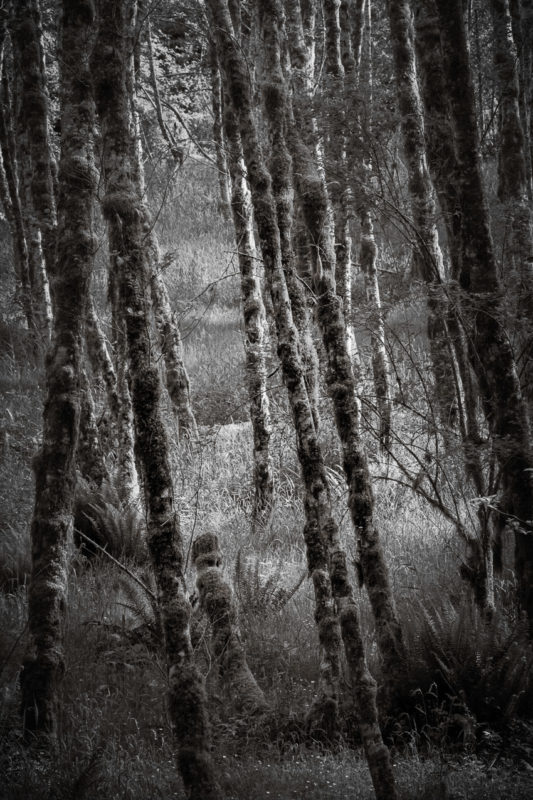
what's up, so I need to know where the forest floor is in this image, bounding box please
[1,163,533,799]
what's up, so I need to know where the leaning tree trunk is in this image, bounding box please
[210,3,399,795]
[19,0,97,743]
[435,0,533,632]
[150,267,199,443]
[386,0,458,439]
[213,0,343,741]
[192,533,268,714]
[279,4,407,682]
[11,0,57,300]
[93,1,219,796]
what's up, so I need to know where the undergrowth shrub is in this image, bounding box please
[387,599,533,751]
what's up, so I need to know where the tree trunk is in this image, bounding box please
[219,51,274,524]
[415,0,497,616]
[490,0,533,410]
[19,0,97,743]
[209,42,231,217]
[284,36,407,687]
[11,0,57,298]
[93,1,219,795]
[0,27,36,339]
[150,267,199,443]
[210,0,343,740]
[211,4,399,791]
[386,0,458,439]
[435,0,533,632]
[192,533,268,714]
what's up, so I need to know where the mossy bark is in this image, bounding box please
[415,0,496,616]
[192,533,268,714]
[19,0,98,743]
[0,28,36,339]
[490,0,533,411]
[386,0,458,438]
[11,0,57,298]
[150,268,199,443]
[220,59,274,524]
[209,0,342,740]
[435,0,533,632]
[93,2,219,795]
[77,363,107,488]
[286,61,407,689]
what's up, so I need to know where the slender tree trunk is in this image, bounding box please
[211,6,399,793]
[93,2,219,795]
[11,0,57,298]
[211,0,343,741]
[490,0,533,409]
[0,37,36,338]
[283,16,407,682]
[150,267,199,443]
[19,0,97,742]
[386,0,458,438]
[338,2,392,452]
[219,52,274,524]
[435,0,533,632]
[192,533,268,714]
[209,42,231,217]
[415,0,497,615]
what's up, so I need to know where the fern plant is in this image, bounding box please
[233,550,305,615]
[391,598,533,745]
[74,479,147,564]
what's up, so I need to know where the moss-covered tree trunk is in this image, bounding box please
[435,0,533,632]
[192,533,267,714]
[150,268,199,443]
[93,2,219,795]
[415,0,496,615]
[339,2,392,452]
[218,52,274,525]
[19,0,98,743]
[275,6,406,682]
[11,0,57,299]
[386,0,458,438]
[0,26,36,339]
[490,0,533,411]
[210,0,343,740]
[210,4,399,793]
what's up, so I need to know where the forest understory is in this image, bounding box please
[2,0,533,798]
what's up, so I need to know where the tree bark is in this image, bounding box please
[0,25,37,338]
[209,41,231,216]
[192,533,268,714]
[435,0,533,631]
[490,0,533,410]
[93,1,219,795]
[210,0,343,740]
[219,50,274,524]
[150,267,199,443]
[11,0,57,299]
[19,0,97,742]
[386,0,458,438]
